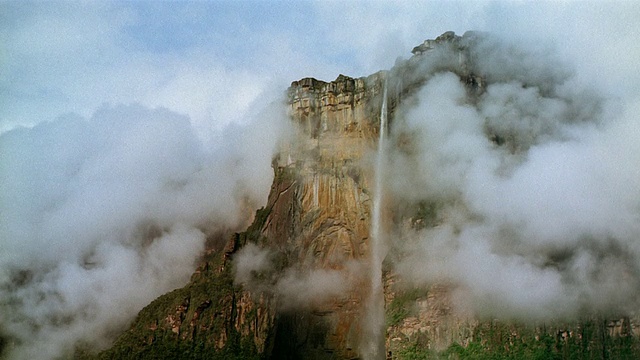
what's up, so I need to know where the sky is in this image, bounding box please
[3,1,639,136]
[2,1,640,359]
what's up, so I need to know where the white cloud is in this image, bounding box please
[389,30,640,320]
[0,101,287,359]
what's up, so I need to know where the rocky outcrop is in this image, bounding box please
[280,73,386,254]
[266,72,388,359]
[84,31,640,360]
[83,230,277,359]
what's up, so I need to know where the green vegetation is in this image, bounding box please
[88,331,262,360]
[392,318,640,360]
[386,287,429,327]
[395,341,439,360]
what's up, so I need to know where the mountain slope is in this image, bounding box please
[82,31,640,360]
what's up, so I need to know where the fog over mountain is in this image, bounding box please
[386,33,640,320]
[0,102,288,358]
[2,1,640,359]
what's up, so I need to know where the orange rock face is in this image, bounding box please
[261,72,388,358]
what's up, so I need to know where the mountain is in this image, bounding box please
[80,31,640,360]
[83,66,387,360]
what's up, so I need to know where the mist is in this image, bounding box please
[0,101,288,359]
[3,1,640,358]
[389,33,640,321]
[234,243,362,310]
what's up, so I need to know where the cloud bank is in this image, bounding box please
[388,33,640,320]
[0,102,287,359]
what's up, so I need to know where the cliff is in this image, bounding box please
[83,66,388,360]
[81,31,640,360]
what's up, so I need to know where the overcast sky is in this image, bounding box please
[2,0,639,137]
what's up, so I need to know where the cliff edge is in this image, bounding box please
[81,31,640,360]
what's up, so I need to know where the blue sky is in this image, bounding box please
[2,1,640,136]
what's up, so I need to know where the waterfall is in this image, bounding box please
[362,79,388,360]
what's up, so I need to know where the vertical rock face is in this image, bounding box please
[88,31,640,360]
[266,72,387,359]
[89,71,390,360]
[276,72,385,266]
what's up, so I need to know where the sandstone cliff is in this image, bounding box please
[83,31,640,360]
[85,67,389,360]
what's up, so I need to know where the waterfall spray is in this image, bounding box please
[362,78,388,360]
